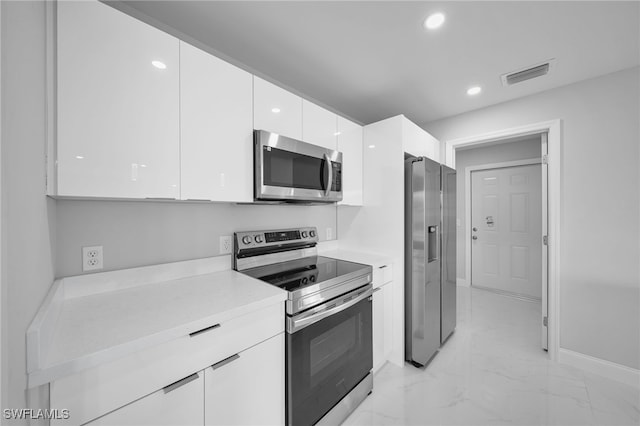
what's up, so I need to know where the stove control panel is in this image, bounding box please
[234,226,318,251]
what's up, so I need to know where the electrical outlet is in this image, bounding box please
[82,246,103,272]
[219,236,232,255]
[326,227,332,240]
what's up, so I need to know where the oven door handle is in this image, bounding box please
[288,287,373,333]
[324,153,333,196]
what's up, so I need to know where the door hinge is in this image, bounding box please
[543,316,548,327]
[543,235,548,245]
[542,154,548,165]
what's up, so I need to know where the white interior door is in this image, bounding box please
[471,164,542,299]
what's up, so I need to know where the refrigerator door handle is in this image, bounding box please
[428,225,439,262]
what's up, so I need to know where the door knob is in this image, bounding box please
[472,236,478,240]
[472,227,478,232]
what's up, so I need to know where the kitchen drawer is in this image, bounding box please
[86,370,203,426]
[372,264,393,288]
[51,302,284,426]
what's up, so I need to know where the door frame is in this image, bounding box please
[465,157,542,294]
[444,119,561,361]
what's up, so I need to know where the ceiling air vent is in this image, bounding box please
[501,59,555,86]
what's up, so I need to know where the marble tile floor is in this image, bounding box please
[344,286,640,426]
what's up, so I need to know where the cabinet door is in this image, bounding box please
[337,117,363,205]
[180,42,253,202]
[382,281,393,363]
[87,372,203,426]
[402,117,441,163]
[254,77,302,140]
[205,333,284,426]
[372,281,393,373]
[302,100,337,150]
[372,286,385,373]
[57,1,180,198]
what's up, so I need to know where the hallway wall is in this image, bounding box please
[424,67,640,370]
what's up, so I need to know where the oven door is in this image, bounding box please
[286,286,372,426]
[255,130,342,202]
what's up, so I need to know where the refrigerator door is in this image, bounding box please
[405,157,441,366]
[441,165,457,344]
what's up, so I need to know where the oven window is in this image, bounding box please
[263,147,326,190]
[309,316,356,385]
[286,296,372,426]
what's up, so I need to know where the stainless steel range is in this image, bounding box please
[234,227,373,426]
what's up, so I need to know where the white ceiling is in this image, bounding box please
[122,1,640,125]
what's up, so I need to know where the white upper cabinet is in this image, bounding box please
[253,76,302,140]
[302,100,338,150]
[402,117,440,163]
[337,117,363,206]
[56,1,180,199]
[180,42,253,202]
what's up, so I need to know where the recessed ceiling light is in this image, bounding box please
[467,86,482,96]
[333,132,342,136]
[424,13,445,30]
[368,145,376,149]
[151,60,167,69]
[75,155,84,159]
[271,107,281,113]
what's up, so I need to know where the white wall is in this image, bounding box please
[425,67,640,370]
[1,0,57,417]
[56,201,337,277]
[455,137,541,281]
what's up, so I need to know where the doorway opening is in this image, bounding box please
[444,121,559,358]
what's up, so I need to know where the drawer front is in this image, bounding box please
[87,371,203,426]
[51,302,284,426]
[204,333,284,426]
[372,264,393,288]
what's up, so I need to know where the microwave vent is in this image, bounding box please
[501,59,555,86]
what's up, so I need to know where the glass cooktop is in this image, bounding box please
[242,256,369,293]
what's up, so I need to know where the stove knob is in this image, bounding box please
[301,277,308,284]
[309,230,316,238]
[254,235,264,243]
[242,236,251,245]
[309,275,316,282]
[301,231,308,238]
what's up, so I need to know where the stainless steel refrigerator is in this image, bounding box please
[405,155,456,366]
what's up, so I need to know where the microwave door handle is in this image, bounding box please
[324,153,333,196]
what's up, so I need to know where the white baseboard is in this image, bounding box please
[456,278,469,287]
[558,348,640,389]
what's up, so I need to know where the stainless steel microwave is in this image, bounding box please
[254,130,343,203]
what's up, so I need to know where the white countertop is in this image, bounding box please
[27,257,286,388]
[320,248,393,269]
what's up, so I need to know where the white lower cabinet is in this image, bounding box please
[372,269,393,373]
[50,303,285,426]
[83,333,285,426]
[87,373,204,426]
[205,333,285,426]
